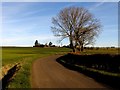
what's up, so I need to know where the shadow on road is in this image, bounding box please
[56,53,120,89]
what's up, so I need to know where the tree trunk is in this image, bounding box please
[81,44,84,52]
[69,38,75,52]
[75,40,80,53]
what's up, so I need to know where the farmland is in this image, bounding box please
[1,47,119,88]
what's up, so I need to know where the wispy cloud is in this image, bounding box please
[2,34,59,46]
[2,2,52,23]
[89,1,105,11]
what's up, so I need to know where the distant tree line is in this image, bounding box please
[33,40,56,47]
[83,47,116,50]
[33,40,117,50]
[62,45,117,50]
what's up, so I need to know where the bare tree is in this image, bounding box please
[51,7,101,52]
[74,17,101,51]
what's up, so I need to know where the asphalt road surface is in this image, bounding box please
[32,55,111,89]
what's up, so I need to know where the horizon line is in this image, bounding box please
[0,45,119,48]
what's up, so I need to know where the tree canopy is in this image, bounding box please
[51,7,101,52]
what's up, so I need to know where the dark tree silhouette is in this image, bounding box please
[35,40,39,46]
[49,42,52,47]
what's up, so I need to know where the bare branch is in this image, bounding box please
[51,6,102,52]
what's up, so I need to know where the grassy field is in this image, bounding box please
[2,47,119,88]
[2,47,71,66]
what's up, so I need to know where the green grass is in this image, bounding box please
[75,65,120,77]
[2,47,71,88]
[2,47,71,66]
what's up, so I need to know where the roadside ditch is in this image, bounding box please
[0,63,21,89]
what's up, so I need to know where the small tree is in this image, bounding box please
[49,42,52,47]
[35,40,39,46]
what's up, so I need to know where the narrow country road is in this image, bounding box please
[32,55,110,89]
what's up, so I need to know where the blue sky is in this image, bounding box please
[1,2,118,47]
